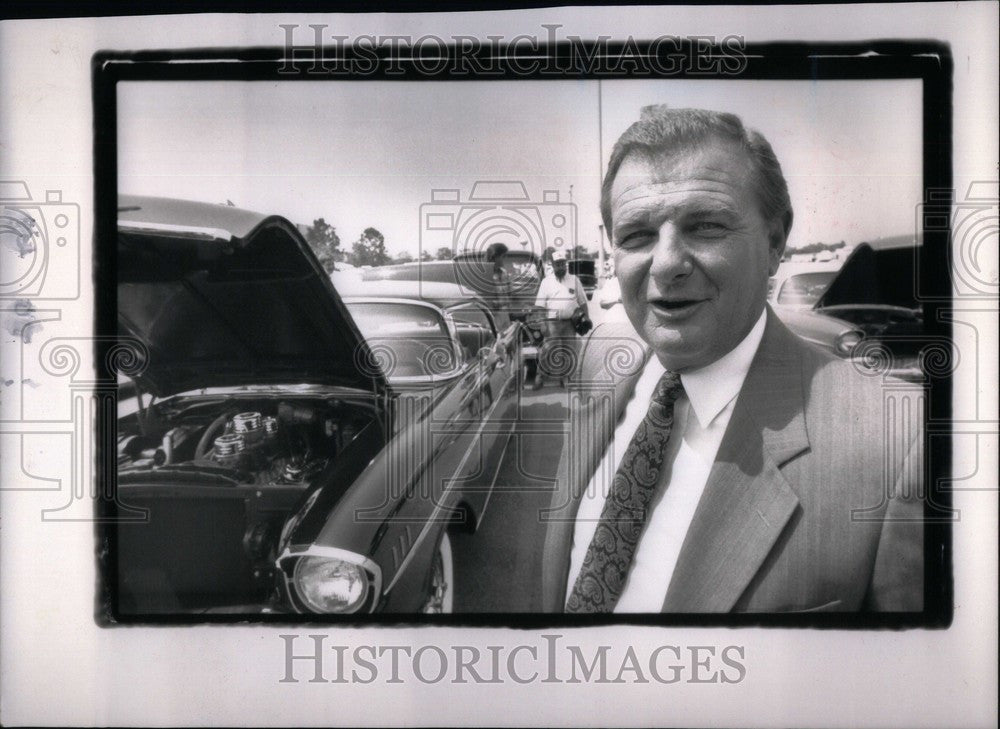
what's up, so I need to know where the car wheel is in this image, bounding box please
[422,531,454,614]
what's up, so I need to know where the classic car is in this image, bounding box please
[811,235,926,382]
[361,259,469,287]
[568,258,597,300]
[361,254,547,386]
[767,260,842,310]
[361,260,509,320]
[450,250,545,384]
[452,249,544,312]
[114,196,518,616]
[773,235,927,382]
[773,306,865,358]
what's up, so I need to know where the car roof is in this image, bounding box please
[338,279,489,310]
[773,260,844,278]
[454,249,541,261]
[393,261,454,273]
[118,194,270,240]
[862,233,921,250]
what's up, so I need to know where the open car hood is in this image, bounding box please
[814,236,920,311]
[117,195,390,398]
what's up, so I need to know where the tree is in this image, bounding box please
[394,251,414,264]
[435,247,454,261]
[788,240,847,256]
[304,218,341,272]
[348,227,390,267]
[420,250,434,262]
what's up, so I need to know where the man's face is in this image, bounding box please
[552,259,567,277]
[610,139,785,372]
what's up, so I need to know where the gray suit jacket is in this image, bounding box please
[540,308,924,613]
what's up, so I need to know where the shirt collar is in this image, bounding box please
[679,309,767,429]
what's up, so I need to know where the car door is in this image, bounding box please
[445,302,518,523]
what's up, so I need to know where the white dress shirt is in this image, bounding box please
[566,310,768,611]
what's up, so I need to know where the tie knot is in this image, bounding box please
[651,370,683,407]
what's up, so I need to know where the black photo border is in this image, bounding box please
[92,38,954,629]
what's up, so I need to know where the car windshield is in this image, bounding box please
[504,254,541,285]
[345,301,459,379]
[777,271,837,306]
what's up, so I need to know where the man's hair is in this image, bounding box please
[485,242,509,261]
[600,105,793,241]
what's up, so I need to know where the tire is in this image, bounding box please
[422,531,454,614]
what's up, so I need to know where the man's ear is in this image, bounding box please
[767,212,791,275]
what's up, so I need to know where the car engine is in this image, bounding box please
[117,396,372,487]
[114,394,379,613]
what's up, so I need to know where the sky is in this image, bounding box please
[118,78,922,257]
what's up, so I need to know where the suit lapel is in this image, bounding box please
[662,312,810,612]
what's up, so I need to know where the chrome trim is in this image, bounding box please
[341,296,468,382]
[384,373,512,593]
[277,544,383,614]
[446,300,500,338]
[834,330,864,355]
[118,219,234,242]
[475,360,519,521]
[382,371,465,386]
[476,421,515,525]
[167,384,378,399]
[341,295,450,317]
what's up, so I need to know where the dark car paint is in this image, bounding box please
[279,293,519,611]
[367,253,545,310]
[773,306,862,357]
[568,259,597,299]
[116,196,518,615]
[117,195,387,398]
[813,237,926,381]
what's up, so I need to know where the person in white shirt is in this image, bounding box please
[596,258,628,324]
[532,248,587,389]
[540,105,924,614]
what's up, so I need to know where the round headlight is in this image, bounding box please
[294,556,370,613]
[836,330,864,356]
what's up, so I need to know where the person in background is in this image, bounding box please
[484,242,512,328]
[533,248,587,389]
[597,257,629,324]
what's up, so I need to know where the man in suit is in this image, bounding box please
[540,106,924,613]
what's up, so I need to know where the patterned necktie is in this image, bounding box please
[566,370,684,613]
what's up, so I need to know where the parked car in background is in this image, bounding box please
[811,235,925,382]
[365,252,547,386]
[361,259,461,286]
[361,256,534,318]
[774,235,927,382]
[114,196,517,616]
[768,260,842,310]
[774,306,865,359]
[568,258,597,300]
[452,248,544,314]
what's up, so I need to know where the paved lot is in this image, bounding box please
[452,386,569,612]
